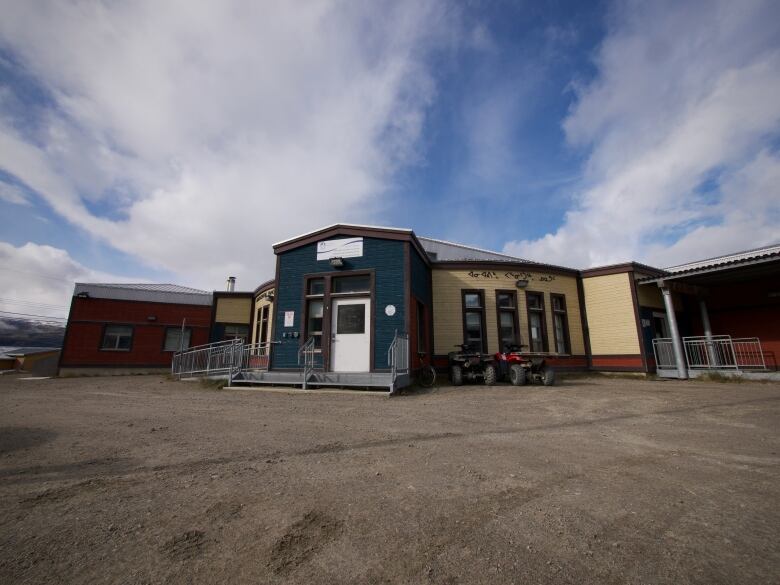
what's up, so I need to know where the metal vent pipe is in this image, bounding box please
[226,276,236,292]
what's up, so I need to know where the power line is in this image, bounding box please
[0,297,70,310]
[0,310,68,321]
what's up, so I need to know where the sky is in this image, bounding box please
[0,0,778,320]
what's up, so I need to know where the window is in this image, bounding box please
[306,299,324,347]
[496,291,520,351]
[336,304,365,334]
[164,327,192,351]
[101,325,133,350]
[551,294,570,354]
[255,305,270,344]
[308,278,325,296]
[462,290,487,352]
[332,274,370,294]
[526,292,548,352]
[223,324,249,341]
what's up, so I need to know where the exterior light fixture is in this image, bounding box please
[515,279,529,288]
[76,292,90,299]
[147,315,157,321]
[330,257,345,268]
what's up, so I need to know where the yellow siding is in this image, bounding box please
[251,295,274,344]
[432,268,585,356]
[582,273,640,354]
[636,283,664,309]
[215,297,251,324]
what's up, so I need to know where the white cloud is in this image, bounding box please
[0,241,135,319]
[0,0,456,289]
[0,181,29,205]
[504,0,780,268]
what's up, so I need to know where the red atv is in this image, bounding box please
[495,344,555,386]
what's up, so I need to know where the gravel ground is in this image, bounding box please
[0,373,778,585]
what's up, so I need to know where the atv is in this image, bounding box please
[495,343,555,386]
[448,344,497,386]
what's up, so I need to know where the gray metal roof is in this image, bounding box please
[418,236,531,262]
[0,346,60,359]
[73,283,213,306]
[664,243,780,274]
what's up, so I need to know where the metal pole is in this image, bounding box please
[698,299,718,367]
[661,286,688,379]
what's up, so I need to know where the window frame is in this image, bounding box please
[551,293,571,355]
[461,289,488,353]
[495,289,521,352]
[163,326,192,352]
[222,323,249,342]
[100,324,134,352]
[525,291,548,353]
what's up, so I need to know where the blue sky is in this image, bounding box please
[0,0,778,318]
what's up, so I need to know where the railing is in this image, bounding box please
[298,337,318,390]
[239,342,274,372]
[387,330,410,390]
[652,335,766,373]
[171,339,243,379]
[652,338,677,370]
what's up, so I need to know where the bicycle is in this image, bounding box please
[417,352,437,388]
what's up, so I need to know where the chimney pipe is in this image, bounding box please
[226,276,236,292]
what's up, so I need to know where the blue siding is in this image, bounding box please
[410,246,431,305]
[272,237,406,370]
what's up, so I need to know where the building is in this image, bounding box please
[59,283,213,376]
[62,225,779,386]
[0,347,60,375]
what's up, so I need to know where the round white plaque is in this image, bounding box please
[385,304,396,316]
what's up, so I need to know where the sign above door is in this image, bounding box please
[317,237,364,261]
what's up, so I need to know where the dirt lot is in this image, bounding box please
[0,374,778,585]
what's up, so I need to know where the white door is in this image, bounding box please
[331,298,371,372]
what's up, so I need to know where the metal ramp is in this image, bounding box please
[172,331,411,393]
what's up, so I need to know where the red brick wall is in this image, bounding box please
[60,298,213,367]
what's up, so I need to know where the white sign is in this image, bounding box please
[284,311,295,327]
[385,304,396,317]
[316,237,363,261]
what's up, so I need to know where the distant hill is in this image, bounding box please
[0,318,65,347]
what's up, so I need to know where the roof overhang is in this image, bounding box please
[272,223,430,266]
[638,253,780,286]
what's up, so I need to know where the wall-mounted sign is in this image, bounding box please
[384,304,396,317]
[465,270,557,283]
[317,238,363,261]
[284,311,295,327]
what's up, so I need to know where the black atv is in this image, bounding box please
[494,343,555,386]
[448,344,497,386]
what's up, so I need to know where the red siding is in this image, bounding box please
[60,297,212,367]
[689,276,780,370]
[590,355,644,370]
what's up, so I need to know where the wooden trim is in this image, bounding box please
[550,293,571,355]
[270,254,282,369]
[433,261,578,277]
[404,242,411,339]
[580,262,665,278]
[301,268,375,372]
[591,353,646,358]
[525,291,548,353]
[576,277,593,369]
[66,319,209,329]
[461,289,488,353]
[253,279,275,295]
[494,289,521,352]
[629,271,649,372]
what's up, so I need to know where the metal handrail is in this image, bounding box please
[652,335,766,372]
[387,330,409,391]
[171,338,244,380]
[298,337,317,390]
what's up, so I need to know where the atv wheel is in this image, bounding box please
[483,364,497,386]
[450,365,463,386]
[509,364,526,386]
[541,366,555,386]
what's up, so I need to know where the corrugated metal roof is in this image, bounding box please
[663,243,780,274]
[73,283,213,306]
[418,236,530,262]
